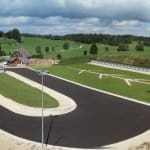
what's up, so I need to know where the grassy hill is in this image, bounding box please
[1,36,149,103]
[1,36,150,67]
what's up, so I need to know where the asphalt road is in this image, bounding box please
[1,68,150,148]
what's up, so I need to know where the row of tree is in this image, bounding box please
[1,28,150,46]
[34,42,70,54]
[117,42,144,52]
[23,33,150,46]
[0,28,22,43]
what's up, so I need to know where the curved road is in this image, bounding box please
[1,68,150,148]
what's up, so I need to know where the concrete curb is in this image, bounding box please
[31,68,149,107]
[0,71,77,117]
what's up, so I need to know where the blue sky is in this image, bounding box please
[0,0,150,36]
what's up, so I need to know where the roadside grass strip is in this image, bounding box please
[0,73,58,108]
[69,67,150,86]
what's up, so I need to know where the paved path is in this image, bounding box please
[1,68,150,148]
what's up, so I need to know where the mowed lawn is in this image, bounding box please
[0,73,58,108]
[1,37,150,60]
[39,58,150,103]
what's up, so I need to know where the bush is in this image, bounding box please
[0,50,6,56]
[35,45,42,53]
[45,46,50,53]
[32,54,43,58]
[57,54,62,60]
[63,42,69,50]
[135,42,144,51]
[105,47,109,52]
[83,50,87,56]
[117,44,129,51]
[90,43,98,55]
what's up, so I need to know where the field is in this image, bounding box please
[1,36,150,103]
[38,57,150,103]
[0,73,58,108]
[1,37,150,60]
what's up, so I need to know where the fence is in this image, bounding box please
[91,60,150,73]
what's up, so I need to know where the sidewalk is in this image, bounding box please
[0,71,77,116]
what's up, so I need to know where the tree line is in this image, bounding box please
[1,28,150,46]
[0,28,22,43]
[22,32,150,46]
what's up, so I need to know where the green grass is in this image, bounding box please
[38,57,150,103]
[0,73,59,108]
[1,37,150,60]
[96,43,150,59]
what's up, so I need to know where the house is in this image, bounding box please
[9,50,32,66]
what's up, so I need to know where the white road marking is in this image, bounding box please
[69,67,150,86]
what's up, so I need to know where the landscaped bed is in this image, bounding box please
[0,73,58,108]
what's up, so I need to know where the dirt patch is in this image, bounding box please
[29,59,56,67]
[0,130,63,150]
[129,142,150,150]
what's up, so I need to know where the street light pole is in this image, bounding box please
[41,73,44,148]
[38,70,49,148]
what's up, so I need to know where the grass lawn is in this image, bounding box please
[0,73,59,108]
[1,37,150,60]
[38,57,150,103]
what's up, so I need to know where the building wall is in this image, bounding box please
[9,59,21,66]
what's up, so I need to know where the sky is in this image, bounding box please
[0,0,150,36]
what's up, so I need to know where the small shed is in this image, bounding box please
[9,50,32,66]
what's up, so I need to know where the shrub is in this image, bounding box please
[35,45,42,53]
[83,50,87,56]
[57,54,62,60]
[117,44,129,51]
[135,42,144,51]
[63,42,69,50]
[32,53,43,58]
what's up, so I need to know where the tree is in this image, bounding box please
[135,41,144,51]
[83,50,87,56]
[89,43,98,56]
[143,40,150,46]
[0,31,4,37]
[105,47,109,52]
[117,44,129,51]
[5,30,12,39]
[57,54,62,60]
[63,42,69,50]
[45,46,50,53]
[5,28,22,43]
[35,46,42,53]
[12,28,22,43]
[0,44,5,56]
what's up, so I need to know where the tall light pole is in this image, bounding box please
[39,71,48,148]
[41,72,44,148]
[39,70,48,148]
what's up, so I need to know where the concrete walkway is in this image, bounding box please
[0,71,77,116]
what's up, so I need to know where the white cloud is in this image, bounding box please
[112,20,140,27]
[0,16,29,25]
[0,0,150,35]
[0,0,150,21]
